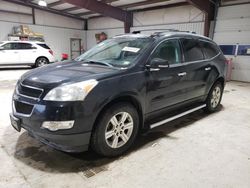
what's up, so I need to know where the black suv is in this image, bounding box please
[10,31,227,157]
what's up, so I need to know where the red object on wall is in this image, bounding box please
[61,53,69,61]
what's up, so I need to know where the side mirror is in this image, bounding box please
[150,58,169,69]
[0,46,4,51]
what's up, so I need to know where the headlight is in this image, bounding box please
[43,79,98,101]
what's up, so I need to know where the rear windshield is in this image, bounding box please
[37,43,50,49]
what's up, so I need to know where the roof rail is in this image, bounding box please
[132,29,179,34]
[131,29,196,35]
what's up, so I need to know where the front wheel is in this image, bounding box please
[91,103,139,157]
[205,82,223,113]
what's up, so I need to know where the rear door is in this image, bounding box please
[199,40,222,93]
[180,38,209,99]
[18,42,37,64]
[0,42,20,65]
[146,39,188,113]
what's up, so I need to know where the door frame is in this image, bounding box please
[70,38,82,60]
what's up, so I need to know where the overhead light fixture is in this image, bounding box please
[38,0,47,7]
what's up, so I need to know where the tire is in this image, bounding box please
[205,81,223,113]
[35,57,49,68]
[91,103,139,157]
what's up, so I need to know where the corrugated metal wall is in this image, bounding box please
[87,5,205,49]
[213,3,250,82]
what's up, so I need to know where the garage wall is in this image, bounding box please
[0,0,86,61]
[213,3,250,82]
[87,5,205,49]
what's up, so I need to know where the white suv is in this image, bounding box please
[0,41,55,67]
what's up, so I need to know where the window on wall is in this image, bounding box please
[219,45,236,55]
[199,40,220,59]
[181,38,204,62]
[151,39,181,65]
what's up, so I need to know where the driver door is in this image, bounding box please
[0,42,20,65]
[146,39,188,113]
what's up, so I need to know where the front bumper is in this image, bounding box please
[22,121,91,152]
[11,95,95,153]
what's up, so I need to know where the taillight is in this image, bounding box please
[49,49,53,55]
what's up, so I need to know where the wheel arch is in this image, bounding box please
[35,56,49,64]
[92,95,144,133]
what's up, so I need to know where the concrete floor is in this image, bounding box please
[0,68,250,188]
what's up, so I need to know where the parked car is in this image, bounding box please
[10,31,227,157]
[0,41,55,67]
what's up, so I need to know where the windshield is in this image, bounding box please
[75,37,153,68]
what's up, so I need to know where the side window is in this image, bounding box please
[18,43,33,50]
[151,39,181,65]
[2,43,19,50]
[2,43,12,50]
[199,40,220,59]
[181,38,204,62]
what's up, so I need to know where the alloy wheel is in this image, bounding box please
[105,112,134,149]
[211,86,221,108]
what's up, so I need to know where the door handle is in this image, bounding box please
[178,72,187,77]
[14,51,19,54]
[158,65,169,68]
[150,68,160,72]
[205,67,211,71]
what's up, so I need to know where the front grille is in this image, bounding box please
[17,83,43,99]
[14,101,34,115]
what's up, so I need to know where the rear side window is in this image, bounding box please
[199,40,220,59]
[181,38,204,62]
[37,43,50,49]
[18,43,33,49]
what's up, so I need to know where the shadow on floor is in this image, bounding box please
[0,67,32,71]
[10,105,223,176]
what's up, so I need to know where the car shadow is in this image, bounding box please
[11,105,223,176]
[0,67,32,71]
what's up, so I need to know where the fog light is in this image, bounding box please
[41,121,74,131]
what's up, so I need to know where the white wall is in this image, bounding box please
[87,5,205,49]
[35,9,84,30]
[213,4,250,82]
[0,0,86,61]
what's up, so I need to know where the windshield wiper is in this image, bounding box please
[83,60,114,68]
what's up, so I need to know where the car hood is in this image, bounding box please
[20,61,120,88]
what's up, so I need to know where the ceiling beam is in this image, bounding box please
[2,0,85,21]
[186,0,214,37]
[47,0,65,8]
[62,6,81,12]
[120,0,172,9]
[64,0,132,33]
[186,0,210,13]
[132,2,189,12]
[63,0,132,23]
[0,9,32,16]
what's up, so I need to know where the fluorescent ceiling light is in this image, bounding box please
[38,0,47,7]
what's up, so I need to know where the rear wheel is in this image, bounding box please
[91,103,139,157]
[35,57,49,67]
[205,82,223,113]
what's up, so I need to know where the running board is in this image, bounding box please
[150,104,206,129]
